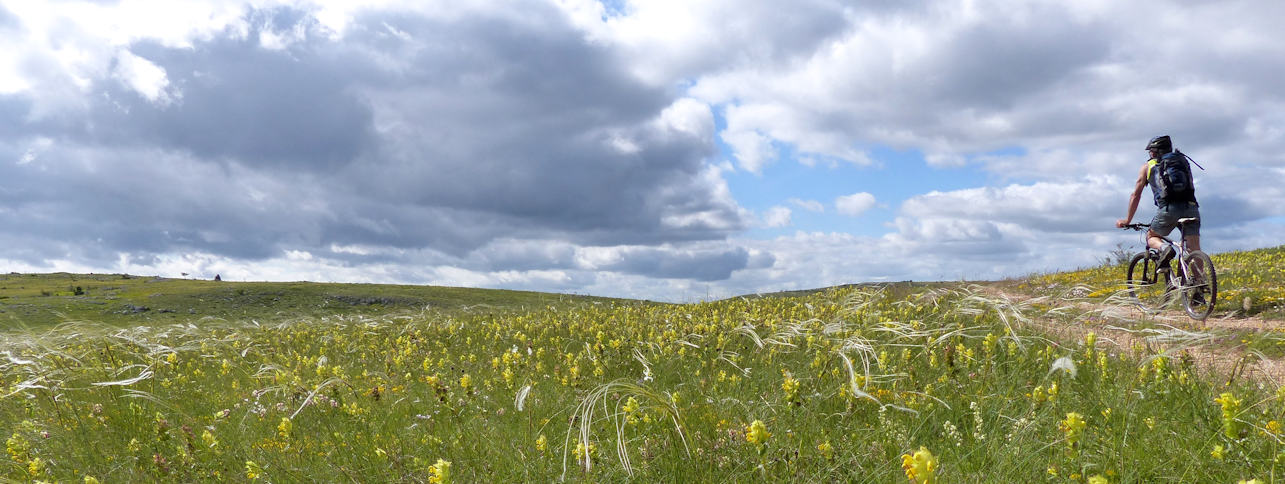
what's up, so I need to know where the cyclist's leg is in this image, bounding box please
[1180,207,1201,253]
[1184,234,1201,253]
[1149,205,1181,265]
[1146,232,1166,251]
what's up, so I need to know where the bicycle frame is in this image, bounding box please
[1142,229,1189,284]
[1131,222,1203,287]
[1122,220,1216,319]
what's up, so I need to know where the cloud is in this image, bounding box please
[587,245,758,282]
[675,0,1285,186]
[900,178,1122,232]
[4,0,1285,302]
[561,0,852,84]
[788,198,824,213]
[1,2,749,281]
[110,49,175,105]
[760,206,792,228]
[835,192,876,216]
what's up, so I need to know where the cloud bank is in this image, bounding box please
[1,0,1282,301]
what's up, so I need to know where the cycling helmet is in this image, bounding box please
[1146,135,1172,153]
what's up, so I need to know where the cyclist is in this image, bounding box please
[1114,135,1201,272]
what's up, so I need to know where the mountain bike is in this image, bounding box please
[1122,220,1217,320]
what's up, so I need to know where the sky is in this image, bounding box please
[1,0,1283,302]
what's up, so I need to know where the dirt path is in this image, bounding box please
[982,284,1285,385]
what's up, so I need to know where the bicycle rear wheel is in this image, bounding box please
[1182,250,1217,320]
[1127,252,1170,311]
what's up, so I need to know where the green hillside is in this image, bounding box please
[1021,244,1285,320]
[0,273,633,329]
[3,246,1285,481]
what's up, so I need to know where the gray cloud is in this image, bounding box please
[0,95,30,133]
[919,10,1114,113]
[1,3,752,280]
[83,11,375,170]
[469,239,579,272]
[599,246,754,282]
[338,9,734,246]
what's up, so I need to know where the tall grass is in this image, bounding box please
[1026,244,1285,319]
[1,286,1280,481]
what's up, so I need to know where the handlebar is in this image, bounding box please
[1122,223,1150,231]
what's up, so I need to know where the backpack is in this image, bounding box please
[1152,150,1198,204]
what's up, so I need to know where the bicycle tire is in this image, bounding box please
[1181,250,1217,320]
[1126,252,1170,311]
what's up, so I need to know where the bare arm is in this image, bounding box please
[1115,164,1148,228]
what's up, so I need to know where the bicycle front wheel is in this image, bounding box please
[1182,250,1217,320]
[1127,252,1169,311]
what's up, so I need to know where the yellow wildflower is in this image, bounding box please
[623,396,642,425]
[201,429,218,449]
[782,372,801,404]
[7,432,29,462]
[746,420,770,447]
[1215,392,1243,439]
[27,456,45,477]
[459,374,472,392]
[277,417,292,439]
[1059,412,1087,452]
[1211,444,1225,460]
[245,460,263,480]
[1088,475,1109,484]
[428,458,451,484]
[900,446,937,484]
[1266,420,1282,437]
[573,441,596,462]
[817,440,834,461]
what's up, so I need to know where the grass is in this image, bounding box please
[2,245,1285,481]
[1022,244,1285,320]
[0,273,630,329]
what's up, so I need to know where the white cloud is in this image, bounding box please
[658,97,714,139]
[760,206,791,228]
[835,192,876,216]
[722,128,776,174]
[899,176,1125,234]
[788,198,824,212]
[258,19,309,50]
[672,0,1285,182]
[112,50,175,104]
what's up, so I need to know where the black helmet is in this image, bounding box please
[1146,135,1172,153]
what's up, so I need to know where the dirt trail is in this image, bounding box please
[984,285,1285,385]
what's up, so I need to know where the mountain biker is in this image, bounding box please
[1114,135,1201,271]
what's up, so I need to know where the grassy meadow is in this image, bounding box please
[1024,245,1285,321]
[0,273,624,328]
[2,247,1285,482]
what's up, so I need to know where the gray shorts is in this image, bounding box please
[1150,202,1200,238]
